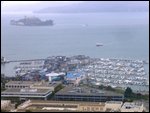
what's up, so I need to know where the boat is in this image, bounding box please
[96,43,103,47]
[10,16,54,26]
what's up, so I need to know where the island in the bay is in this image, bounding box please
[10,16,54,26]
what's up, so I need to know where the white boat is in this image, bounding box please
[96,43,103,47]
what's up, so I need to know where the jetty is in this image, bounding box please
[1,58,46,64]
[8,59,45,63]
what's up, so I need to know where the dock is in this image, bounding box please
[1,58,46,64]
[9,59,45,62]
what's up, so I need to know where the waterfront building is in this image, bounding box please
[45,72,65,82]
[15,60,44,76]
[2,81,61,100]
[54,85,124,102]
[5,81,34,89]
[1,88,52,100]
[5,80,60,91]
[65,72,82,85]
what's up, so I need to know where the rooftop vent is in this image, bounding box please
[20,88,37,93]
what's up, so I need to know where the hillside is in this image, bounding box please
[34,1,149,13]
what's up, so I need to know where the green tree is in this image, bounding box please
[25,109,32,112]
[54,84,64,93]
[106,86,115,91]
[124,87,133,98]
[1,109,8,112]
[99,85,104,89]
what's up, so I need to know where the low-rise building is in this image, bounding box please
[16,100,123,112]
[45,72,65,82]
[65,72,83,85]
[5,81,34,89]
[105,101,123,111]
[30,81,61,91]
[78,102,106,112]
[15,60,44,76]
[54,85,124,102]
[120,102,144,112]
[2,81,61,100]
[16,100,145,112]
[5,80,60,91]
[1,88,52,100]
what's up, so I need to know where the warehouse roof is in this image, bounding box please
[55,85,123,96]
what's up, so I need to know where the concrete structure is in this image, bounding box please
[54,86,124,102]
[5,81,60,91]
[16,100,145,112]
[1,88,52,100]
[16,100,124,112]
[30,81,61,91]
[120,102,144,112]
[78,102,106,112]
[5,81,34,89]
[1,100,15,111]
[45,72,65,82]
[105,101,123,111]
[2,81,61,100]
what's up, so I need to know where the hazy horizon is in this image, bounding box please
[1,1,148,13]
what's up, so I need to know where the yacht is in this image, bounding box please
[96,43,103,47]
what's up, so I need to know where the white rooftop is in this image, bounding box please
[46,72,65,77]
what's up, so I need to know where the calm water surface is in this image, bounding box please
[1,13,149,85]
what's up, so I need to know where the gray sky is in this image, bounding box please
[1,1,83,13]
[2,1,83,8]
[1,1,148,13]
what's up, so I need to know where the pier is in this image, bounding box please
[1,58,46,64]
[9,59,46,62]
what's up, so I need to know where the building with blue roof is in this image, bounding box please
[65,72,82,85]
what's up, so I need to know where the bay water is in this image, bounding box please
[1,12,149,91]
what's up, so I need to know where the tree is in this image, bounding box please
[136,93,142,99]
[124,87,133,98]
[1,109,8,112]
[106,86,115,91]
[25,109,32,112]
[99,85,104,89]
[54,84,64,93]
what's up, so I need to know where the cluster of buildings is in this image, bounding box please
[44,55,90,73]
[15,60,44,76]
[13,55,90,83]
[13,56,148,93]
[1,81,123,102]
[65,72,84,85]
[1,55,149,112]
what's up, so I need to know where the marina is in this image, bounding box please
[1,1,149,112]
[1,55,149,93]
